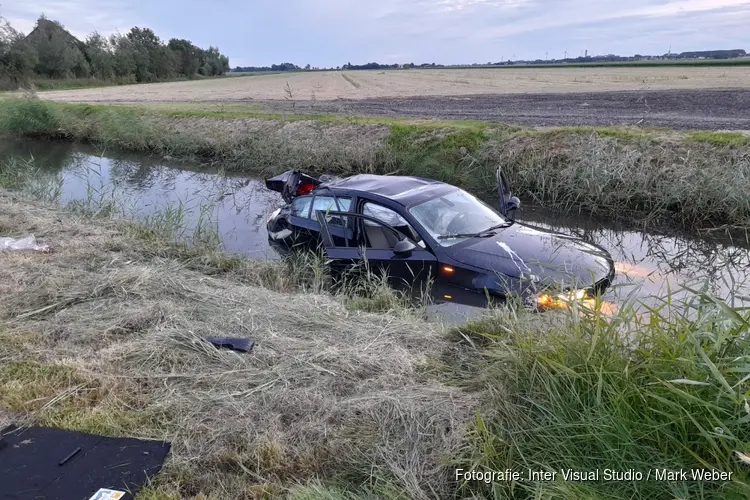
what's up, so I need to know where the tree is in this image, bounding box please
[126,27,161,82]
[0,12,230,88]
[200,46,229,76]
[110,33,136,79]
[0,17,38,88]
[84,32,114,79]
[168,38,201,76]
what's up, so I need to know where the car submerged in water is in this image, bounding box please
[265,168,615,310]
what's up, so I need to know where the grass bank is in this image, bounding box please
[0,186,472,499]
[3,157,750,499]
[1,97,749,236]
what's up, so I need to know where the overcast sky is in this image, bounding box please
[3,0,749,67]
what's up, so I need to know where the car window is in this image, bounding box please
[362,202,408,227]
[312,195,350,214]
[362,202,426,248]
[291,196,313,218]
[311,196,351,227]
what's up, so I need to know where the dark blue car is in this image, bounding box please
[265,169,615,310]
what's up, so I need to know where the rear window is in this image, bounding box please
[291,196,313,218]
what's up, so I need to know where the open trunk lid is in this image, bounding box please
[265,170,322,203]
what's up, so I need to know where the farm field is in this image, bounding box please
[35,66,750,130]
[37,66,750,101]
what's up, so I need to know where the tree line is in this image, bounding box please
[1,15,230,89]
[230,50,747,74]
[231,62,441,73]
[232,62,303,72]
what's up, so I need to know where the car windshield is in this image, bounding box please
[408,189,508,246]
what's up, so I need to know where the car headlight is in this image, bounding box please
[535,289,588,310]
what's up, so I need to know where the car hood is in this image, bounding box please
[446,223,614,290]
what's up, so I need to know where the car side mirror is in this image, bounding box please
[393,238,417,256]
[506,196,521,221]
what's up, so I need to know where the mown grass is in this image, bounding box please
[0,185,464,499]
[1,97,748,235]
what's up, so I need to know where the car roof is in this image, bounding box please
[319,174,455,205]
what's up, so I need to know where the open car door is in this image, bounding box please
[315,210,437,297]
[496,167,521,220]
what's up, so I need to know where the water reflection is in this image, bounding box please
[518,207,750,310]
[2,139,749,319]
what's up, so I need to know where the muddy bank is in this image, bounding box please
[254,89,750,130]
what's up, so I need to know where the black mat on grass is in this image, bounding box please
[0,425,170,500]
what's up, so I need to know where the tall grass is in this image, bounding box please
[455,290,750,500]
[0,156,64,202]
[0,155,222,251]
[2,97,749,234]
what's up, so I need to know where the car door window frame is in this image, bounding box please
[316,211,414,250]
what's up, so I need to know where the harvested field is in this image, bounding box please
[37,67,750,102]
[34,67,750,129]
[257,89,750,130]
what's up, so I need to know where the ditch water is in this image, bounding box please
[2,139,749,323]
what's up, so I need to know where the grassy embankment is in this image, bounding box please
[1,97,749,236]
[2,108,750,499]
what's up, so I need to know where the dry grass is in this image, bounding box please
[0,190,475,499]
[142,114,391,171]
[32,67,750,103]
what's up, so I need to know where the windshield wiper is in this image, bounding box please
[438,232,492,240]
[480,222,514,233]
[437,222,513,240]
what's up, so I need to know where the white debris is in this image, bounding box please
[0,235,52,253]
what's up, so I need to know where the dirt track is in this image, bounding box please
[256,89,750,130]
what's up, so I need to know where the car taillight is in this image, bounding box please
[296,183,316,195]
